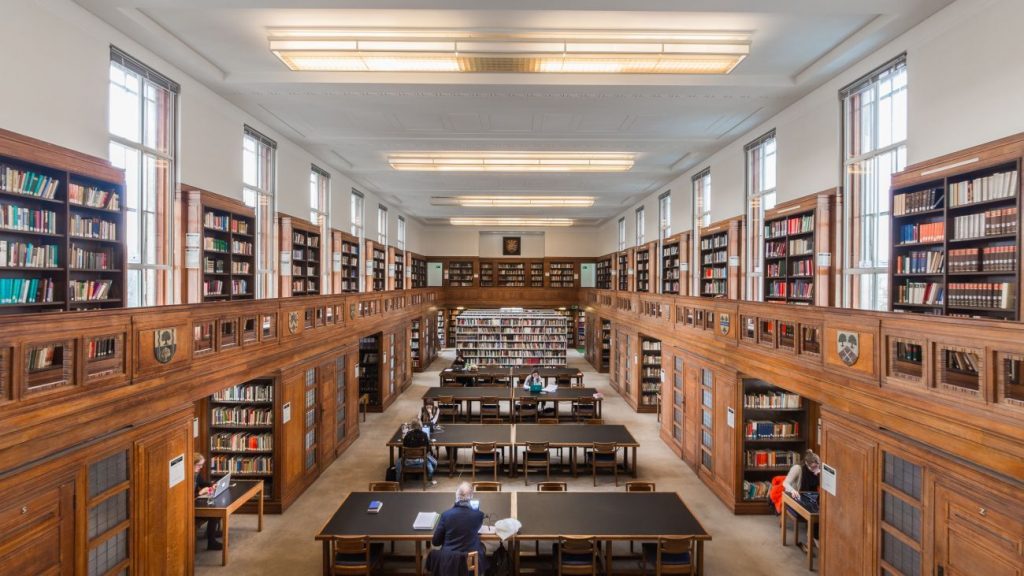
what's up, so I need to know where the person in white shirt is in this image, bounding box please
[783,450,821,498]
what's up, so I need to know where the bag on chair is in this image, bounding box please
[385,465,397,482]
[485,542,512,576]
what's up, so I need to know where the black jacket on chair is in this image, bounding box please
[431,502,487,574]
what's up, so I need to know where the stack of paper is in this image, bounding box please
[413,512,440,530]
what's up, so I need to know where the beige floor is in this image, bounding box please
[196,349,813,575]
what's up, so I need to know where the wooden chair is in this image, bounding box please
[625,481,656,492]
[472,442,500,482]
[479,397,501,422]
[466,550,480,576]
[472,481,502,492]
[437,395,462,423]
[368,481,400,492]
[441,372,459,386]
[522,441,551,485]
[329,535,383,576]
[536,481,568,492]
[639,536,696,575]
[400,446,429,491]
[588,442,619,486]
[480,417,504,424]
[516,397,539,423]
[537,417,560,424]
[553,535,599,576]
[572,397,597,421]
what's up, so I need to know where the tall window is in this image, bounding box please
[658,191,672,239]
[377,204,388,246]
[108,47,178,307]
[745,130,777,300]
[397,216,406,251]
[617,217,626,251]
[842,54,907,310]
[635,206,646,246]
[351,189,364,238]
[242,126,277,298]
[692,168,711,294]
[310,165,330,292]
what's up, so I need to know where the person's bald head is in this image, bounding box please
[455,481,473,503]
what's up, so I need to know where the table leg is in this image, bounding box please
[604,539,612,575]
[696,541,704,576]
[221,512,229,566]
[416,541,423,576]
[323,541,331,576]
[571,447,578,478]
[781,506,788,546]
[390,446,395,467]
[807,518,816,570]
[632,447,638,478]
[258,486,264,532]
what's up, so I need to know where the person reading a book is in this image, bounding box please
[429,482,488,575]
[422,400,441,431]
[397,418,437,485]
[193,453,223,551]
[452,353,467,370]
[522,370,543,391]
[783,449,821,499]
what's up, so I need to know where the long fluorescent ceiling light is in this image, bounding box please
[450,218,575,227]
[391,152,634,172]
[433,196,595,207]
[269,28,749,74]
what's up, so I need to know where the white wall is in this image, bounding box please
[418,227,600,258]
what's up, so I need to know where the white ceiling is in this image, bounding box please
[74,0,953,222]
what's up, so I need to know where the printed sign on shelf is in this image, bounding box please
[821,463,837,495]
[169,454,185,488]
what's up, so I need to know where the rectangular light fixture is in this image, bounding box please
[269,28,749,74]
[390,152,634,172]
[433,195,595,208]
[450,217,575,227]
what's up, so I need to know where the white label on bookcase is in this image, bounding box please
[726,407,735,428]
[185,232,200,249]
[680,263,689,272]
[816,252,832,267]
[388,264,395,277]
[728,256,740,267]
[332,252,342,272]
[660,369,666,383]
[193,417,199,438]
[281,251,292,271]
[366,261,374,275]
[283,402,292,424]
[169,454,185,488]
[185,248,200,269]
[821,463,837,495]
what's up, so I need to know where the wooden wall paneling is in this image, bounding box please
[279,367,307,509]
[132,411,194,575]
[318,358,337,469]
[933,483,1024,576]
[0,478,75,575]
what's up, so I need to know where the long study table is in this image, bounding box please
[423,387,603,420]
[439,367,583,386]
[316,491,710,575]
[386,424,515,475]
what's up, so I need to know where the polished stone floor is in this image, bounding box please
[196,349,812,575]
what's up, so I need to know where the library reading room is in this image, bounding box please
[1,1,1023,575]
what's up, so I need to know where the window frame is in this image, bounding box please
[744,130,777,301]
[635,206,646,246]
[692,168,711,294]
[397,215,406,251]
[377,204,389,247]
[840,53,908,311]
[108,47,179,307]
[617,217,626,251]
[351,189,364,239]
[242,125,277,299]
[310,165,330,293]
[658,191,672,239]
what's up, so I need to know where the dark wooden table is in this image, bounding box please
[515,492,711,575]
[781,492,819,570]
[512,387,604,419]
[315,491,512,576]
[514,424,638,477]
[439,367,583,386]
[423,387,602,421]
[386,424,515,475]
[194,479,264,566]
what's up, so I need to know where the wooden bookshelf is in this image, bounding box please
[479,261,495,287]
[411,314,437,371]
[182,187,255,303]
[410,253,427,289]
[616,249,633,291]
[454,309,567,368]
[635,334,661,413]
[890,134,1023,320]
[762,190,836,306]
[445,260,475,287]
[635,244,653,292]
[366,241,386,292]
[600,318,611,372]
[358,333,383,410]
[207,378,277,502]
[528,260,545,287]
[596,257,612,290]
[661,232,690,295]
[331,229,360,293]
[737,378,812,514]
[279,214,321,297]
[495,261,526,287]
[700,216,743,299]
[547,260,577,288]
[391,247,405,291]
[0,128,126,313]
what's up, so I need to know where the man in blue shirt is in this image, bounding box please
[430,482,488,574]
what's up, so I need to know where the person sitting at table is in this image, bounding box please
[396,418,437,485]
[783,449,821,499]
[193,453,223,551]
[422,400,441,432]
[452,353,467,370]
[522,369,544,391]
[429,482,488,575]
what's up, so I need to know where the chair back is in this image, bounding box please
[472,481,501,492]
[330,535,372,575]
[473,442,496,455]
[368,481,400,492]
[538,417,559,424]
[526,441,550,455]
[655,536,696,574]
[402,446,427,465]
[441,373,458,385]
[537,481,568,492]
[593,442,617,456]
[481,396,499,406]
[625,481,655,492]
[466,551,480,576]
[557,535,596,575]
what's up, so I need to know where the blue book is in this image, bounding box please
[368,500,383,514]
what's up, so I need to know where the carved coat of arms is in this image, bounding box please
[154,328,177,364]
[837,330,859,366]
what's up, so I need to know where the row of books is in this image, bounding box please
[1,166,59,199]
[895,342,923,364]
[204,258,225,274]
[701,279,727,295]
[642,340,661,351]
[765,214,814,238]
[458,334,567,342]
[204,213,250,235]
[744,449,800,469]
[232,261,250,274]
[27,344,62,371]
[952,208,1017,240]
[0,240,58,268]
[897,221,945,245]
[292,232,319,247]
[456,319,566,327]
[86,337,117,361]
[69,279,112,301]
[1,204,57,234]
[459,351,566,358]
[292,265,319,276]
[663,244,680,257]
[767,280,812,299]
[700,234,728,250]
[211,432,273,452]
[745,420,800,440]
[702,250,727,264]
[948,246,1016,272]
[0,277,54,304]
[205,237,229,252]
[641,367,661,378]
[893,187,943,216]
[947,282,1014,310]
[291,279,317,292]
[792,259,814,276]
[948,170,1017,207]
[233,240,253,255]
[70,215,116,240]
[69,184,120,211]
[211,407,273,426]
[895,281,944,305]
[70,246,114,270]
[213,383,273,402]
[788,238,813,256]
[209,456,273,475]
[742,480,771,501]
[449,343,567,351]
[702,267,726,279]
[642,354,662,365]
[945,350,979,374]
[743,391,801,409]
[895,250,945,275]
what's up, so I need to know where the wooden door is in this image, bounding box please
[318,359,337,467]
[0,480,75,575]
[934,483,1024,576]
[134,422,193,575]
[683,362,700,468]
[819,418,876,576]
